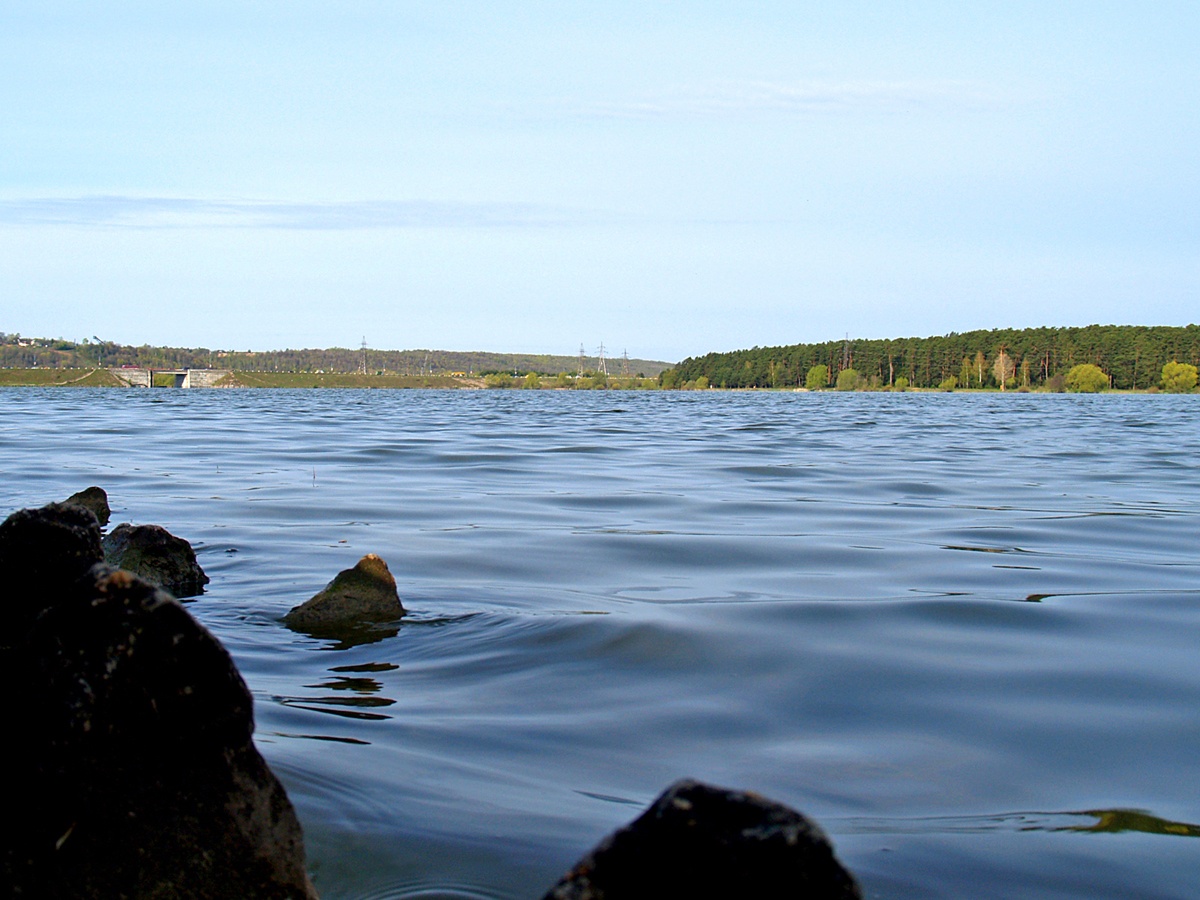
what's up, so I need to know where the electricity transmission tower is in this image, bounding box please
[597,343,608,376]
[360,337,368,375]
[578,344,587,375]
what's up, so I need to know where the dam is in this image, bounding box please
[109,368,232,388]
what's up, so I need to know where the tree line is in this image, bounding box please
[665,325,1200,391]
[0,335,669,378]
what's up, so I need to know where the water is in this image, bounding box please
[2,388,1198,899]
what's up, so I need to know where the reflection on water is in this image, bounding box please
[275,662,401,724]
[1066,809,1200,837]
[285,621,403,650]
[4,389,1200,899]
[843,809,1200,838]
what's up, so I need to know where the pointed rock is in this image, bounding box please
[63,486,111,527]
[284,554,405,635]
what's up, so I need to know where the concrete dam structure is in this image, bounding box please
[110,368,233,388]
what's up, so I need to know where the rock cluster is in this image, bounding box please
[543,779,862,899]
[3,493,863,899]
[0,502,315,899]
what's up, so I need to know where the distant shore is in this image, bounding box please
[2,367,1194,394]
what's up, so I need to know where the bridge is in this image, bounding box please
[109,368,232,388]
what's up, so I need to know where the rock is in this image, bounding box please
[63,486,111,527]
[102,522,210,597]
[284,554,405,636]
[542,779,862,900]
[0,502,103,645]
[0,504,316,899]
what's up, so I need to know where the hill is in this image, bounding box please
[0,334,671,378]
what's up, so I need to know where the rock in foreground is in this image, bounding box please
[284,553,405,635]
[102,521,210,597]
[0,502,103,641]
[63,486,112,527]
[0,504,315,899]
[542,779,862,899]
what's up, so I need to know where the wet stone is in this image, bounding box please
[0,503,316,899]
[0,502,103,645]
[542,778,862,900]
[63,486,111,527]
[284,554,406,638]
[102,522,210,598]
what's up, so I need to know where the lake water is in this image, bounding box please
[2,388,1198,899]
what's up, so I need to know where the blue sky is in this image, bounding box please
[1,2,1196,362]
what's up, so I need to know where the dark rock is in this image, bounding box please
[0,504,316,899]
[0,502,103,645]
[63,486,111,527]
[102,522,210,597]
[284,554,405,636]
[542,779,862,900]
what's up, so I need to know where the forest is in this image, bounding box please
[666,325,1200,390]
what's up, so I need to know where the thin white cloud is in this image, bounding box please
[576,79,1011,119]
[0,196,612,229]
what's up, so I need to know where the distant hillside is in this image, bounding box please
[666,324,1200,390]
[0,334,671,378]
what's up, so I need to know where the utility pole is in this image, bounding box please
[578,343,586,375]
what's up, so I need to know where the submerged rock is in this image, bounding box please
[102,522,210,597]
[63,486,111,527]
[542,778,862,900]
[284,553,406,637]
[0,503,315,899]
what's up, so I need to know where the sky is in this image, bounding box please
[1,2,1197,363]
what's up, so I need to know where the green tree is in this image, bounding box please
[893,376,909,391]
[938,375,957,390]
[1065,363,1108,393]
[836,368,860,391]
[958,356,973,388]
[1161,361,1198,393]
[805,364,829,390]
[523,372,542,389]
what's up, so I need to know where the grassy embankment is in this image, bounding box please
[0,368,123,387]
[228,371,476,389]
[0,369,479,388]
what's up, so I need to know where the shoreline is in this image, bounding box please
[0,367,1193,394]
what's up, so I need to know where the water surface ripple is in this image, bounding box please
[3,389,1199,899]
